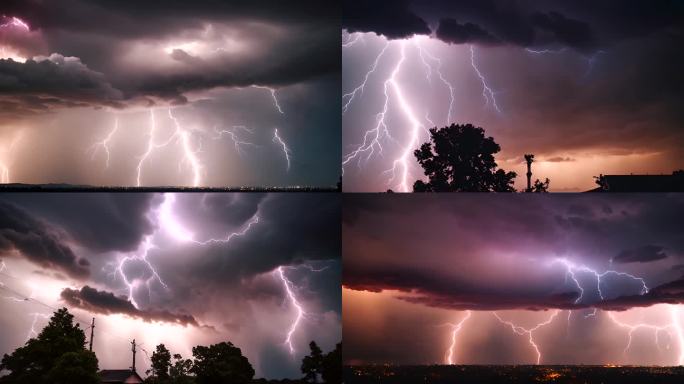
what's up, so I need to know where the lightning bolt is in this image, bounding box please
[27,313,50,340]
[382,42,424,192]
[445,310,472,364]
[167,108,202,187]
[87,117,119,168]
[276,266,305,354]
[212,125,258,156]
[273,128,292,172]
[136,109,203,187]
[136,109,158,187]
[469,45,501,113]
[111,236,169,309]
[416,42,456,125]
[252,86,284,114]
[0,133,21,183]
[342,32,363,48]
[0,16,29,31]
[493,310,560,364]
[552,258,684,364]
[342,42,390,114]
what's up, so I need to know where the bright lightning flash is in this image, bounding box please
[87,117,119,168]
[273,128,292,172]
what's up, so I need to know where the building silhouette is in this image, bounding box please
[589,171,684,192]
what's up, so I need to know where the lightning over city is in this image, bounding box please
[0,0,339,189]
[342,0,683,192]
[0,193,341,379]
[343,194,684,369]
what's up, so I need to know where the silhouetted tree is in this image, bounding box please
[191,342,254,384]
[531,178,550,193]
[0,308,97,384]
[413,123,517,192]
[46,351,99,384]
[301,341,324,383]
[147,344,172,382]
[169,353,194,384]
[321,343,341,384]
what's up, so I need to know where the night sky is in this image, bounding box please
[342,0,683,191]
[0,193,341,378]
[0,0,340,187]
[343,194,684,365]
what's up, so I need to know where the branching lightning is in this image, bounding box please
[87,117,119,168]
[212,125,258,156]
[273,128,292,172]
[445,310,472,364]
[441,258,684,365]
[252,85,284,114]
[493,310,561,364]
[469,45,501,113]
[167,108,202,187]
[342,32,501,191]
[276,266,305,354]
[135,109,203,187]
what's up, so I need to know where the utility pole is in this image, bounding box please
[89,318,95,351]
[131,339,137,373]
[524,154,534,192]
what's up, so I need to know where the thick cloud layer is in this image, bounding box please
[1,0,338,107]
[0,200,89,278]
[343,194,684,311]
[61,285,199,326]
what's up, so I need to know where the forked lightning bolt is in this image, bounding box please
[342,32,501,191]
[445,310,472,364]
[469,45,501,113]
[493,310,560,364]
[443,259,684,365]
[136,109,203,187]
[273,128,292,172]
[252,86,284,114]
[276,266,306,355]
[87,117,119,168]
[213,126,258,156]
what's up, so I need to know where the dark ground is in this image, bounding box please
[345,365,684,384]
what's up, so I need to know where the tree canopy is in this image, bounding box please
[0,308,97,384]
[413,123,517,192]
[191,342,254,384]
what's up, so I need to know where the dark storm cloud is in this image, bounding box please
[61,286,199,327]
[0,0,339,111]
[181,194,340,288]
[343,194,684,311]
[0,194,159,253]
[613,245,668,264]
[0,200,89,278]
[344,0,682,50]
[342,0,430,39]
[435,18,501,45]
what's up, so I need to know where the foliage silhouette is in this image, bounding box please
[0,308,97,384]
[413,123,517,192]
[531,178,550,193]
[302,341,324,383]
[321,343,341,384]
[191,342,254,384]
[147,344,172,382]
